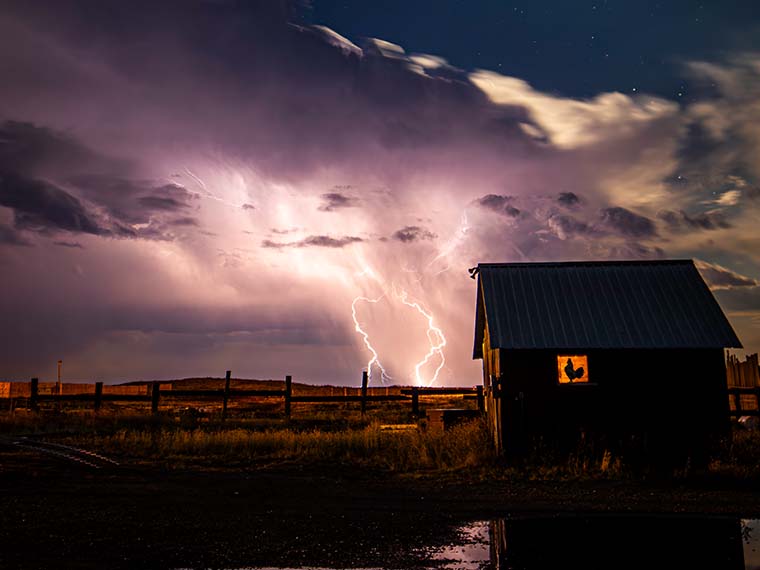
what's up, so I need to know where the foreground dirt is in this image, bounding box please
[1,444,759,569]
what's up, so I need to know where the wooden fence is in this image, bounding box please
[0,371,484,419]
[726,353,759,388]
[728,387,760,417]
[726,353,760,416]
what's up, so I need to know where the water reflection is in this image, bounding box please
[488,516,750,569]
[243,516,757,570]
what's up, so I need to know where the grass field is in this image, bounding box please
[3,406,759,482]
[2,378,759,481]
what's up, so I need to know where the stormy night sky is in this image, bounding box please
[1,0,759,385]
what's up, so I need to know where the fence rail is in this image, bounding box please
[1,372,485,419]
[3,375,758,419]
[728,387,760,417]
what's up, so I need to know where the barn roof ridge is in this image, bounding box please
[473,258,742,357]
[476,259,694,269]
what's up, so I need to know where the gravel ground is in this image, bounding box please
[1,444,759,569]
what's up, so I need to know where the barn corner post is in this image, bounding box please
[222,370,231,421]
[476,385,484,413]
[284,375,292,419]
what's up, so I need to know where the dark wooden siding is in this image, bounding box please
[495,347,728,463]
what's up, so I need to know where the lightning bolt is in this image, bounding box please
[352,262,447,387]
[396,289,446,387]
[428,211,469,275]
[169,167,254,210]
[351,295,393,385]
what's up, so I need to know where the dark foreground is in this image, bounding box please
[1,445,760,569]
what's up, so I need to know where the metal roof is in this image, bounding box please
[473,259,742,357]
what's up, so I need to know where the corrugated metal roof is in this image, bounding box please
[473,260,742,357]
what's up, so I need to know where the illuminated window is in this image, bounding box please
[557,355,588,384]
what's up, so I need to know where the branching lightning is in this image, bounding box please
[351,262,447,386]
[174,166,255,210]
[351,295,393,385]
[428,211,469,275]
[396,288,447,387]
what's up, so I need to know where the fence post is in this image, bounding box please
[360,371,368,414]
[222,370,231,420]
[284,375,292,419]
[29,378,39,411]
[411,386,419,416]
[151,382,160,415]
[476,385,484,412]
[94,382,103,412]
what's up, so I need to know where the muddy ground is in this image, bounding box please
[1,443,759,569]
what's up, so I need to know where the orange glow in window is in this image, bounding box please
[557,355,588,384]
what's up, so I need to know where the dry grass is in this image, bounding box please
[4,408,759,481]
[708,428,760,480]
[56,418,493,473]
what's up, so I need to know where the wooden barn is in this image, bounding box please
[472,259,742,464]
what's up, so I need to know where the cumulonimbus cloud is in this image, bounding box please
[0,0,758,382]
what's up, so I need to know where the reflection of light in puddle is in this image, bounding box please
[745,519,760,570]
[185,518,760,570]
[428,520,491,569]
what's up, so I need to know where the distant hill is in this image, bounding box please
[120,377,290,389]
[117,377,411,395]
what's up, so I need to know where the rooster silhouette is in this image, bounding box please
[564,358,585,382]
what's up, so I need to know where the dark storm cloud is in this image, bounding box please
[0,120,200,240]
[72,176,196,224]
[4,0,531,184]
[606,242,665,260]
[695,259,760,289]
[53,240,83,248]
[0,172,107,236]
[262,235,363,249]
[475,194,521,217]
[391,225,437,243]
[137,195,190,212]
[546,214,593,239]
[1,0,759,380]
[658,209,732,231]
[714,286,760,314]
[318,190,359,212]
[0,120,105,174]
[557,192,580,208]
[599,207,657,238]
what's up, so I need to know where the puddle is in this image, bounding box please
[746,519,760,570]
[210,516,759,570]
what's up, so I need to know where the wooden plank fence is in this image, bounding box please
[0,371,485,419]
[728,388,760,417]
[726,353,759,388]
[726,353,760,416]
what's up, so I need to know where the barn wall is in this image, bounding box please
[495,348,728,464]
[480,325,503,452]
